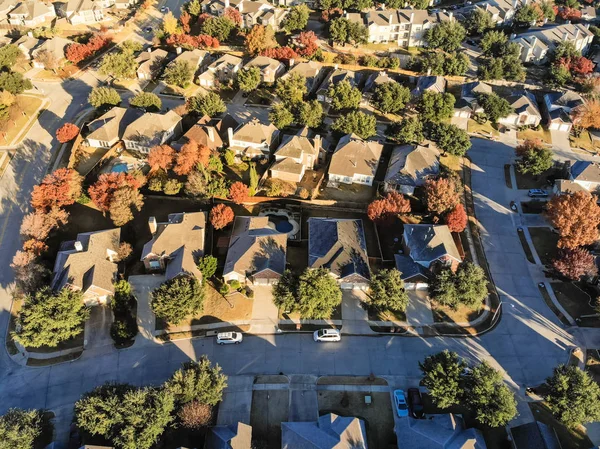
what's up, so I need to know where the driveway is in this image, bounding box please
[451,116,468,130]
[550,130,571,152]
[129,274,166,344]
[84,305,113,350]
[405,290,434,326]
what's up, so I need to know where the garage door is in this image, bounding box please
[549,123,559,130]
[405,282,416,290]
[559,124,570,132]
[416,283,428,290]
[341,283,368,290]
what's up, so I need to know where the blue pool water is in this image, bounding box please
[268,215,293,233]
[112,163,128,173]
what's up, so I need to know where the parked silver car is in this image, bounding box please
[216,331,243,345]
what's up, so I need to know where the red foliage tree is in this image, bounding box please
[424,177,460,215]
[228,182,249,204]
[552,247,598,280]
[321,7,343,21]
[174,141,200,176]
[65,34,110,64]
[558,6,582,21]
[20,207,69,241]
[210,203,235,230]
[546,191,600,249]
[88,172,143,212]
[31,168,83,210]
[367,191,411,223]
[260,46,299,61]
[295,31,318,57]
[224,7,242,25]
[572,56,594,76]
[166,33,220,49]
[148,145,175,173]
[180,11,192,33]
[445,203,468,233]
[56,123,80,143]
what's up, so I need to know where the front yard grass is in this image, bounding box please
[551,282,599,328]
[251,389,289,449]
[517,127,552,145]
[570,130,598,153]
[520,200,547,214]
[538,284,572,326]
[367,306,407,323]
[528,227,558,265]
[279,304,342,322]
[467,119,500,137]
[431,300,483,325]
[529,402,593,449]
[0,96,44,145]
[514,166,558,190]
[317,390,396,449]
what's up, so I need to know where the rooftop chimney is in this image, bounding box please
[148,216,157,234]
[74,241,83,252]
[410,12,414,22]
[224,0,230,7]
[147,47,152,52]
[207,127,215,142]
[27,31,33,38]
[562,31,568,41]
[389,14,393,24]
[176,46,182,55]
[314,134,321,155]
[289,58,295,67]
[227,126,234,146]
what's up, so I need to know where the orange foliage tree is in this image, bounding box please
[295,31,318,57]
[424,177,460,215]
[20,207,69,241]
[30,168,83,210]
[546,191,600,249]
[56,123,80,143]
[367,191,411,223]
[88,172,144,212]
[445,203,468,232]
[210,203,235,230]
[224,7,242,25]
[573,99,600,129]
[228,182,249,204]
[148,145,175,173]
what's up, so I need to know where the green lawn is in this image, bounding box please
[517,228,536,264]
[520,201,547,214]
[467,119,500,137]
[514,166,559,190]
[528,227,559,265]
[551,282,599,327]
[570,130,598,153]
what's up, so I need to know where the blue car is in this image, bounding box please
[393,390,409,417]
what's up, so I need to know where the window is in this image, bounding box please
[149,260,160,269]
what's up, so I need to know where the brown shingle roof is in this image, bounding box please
[329,134,383,179]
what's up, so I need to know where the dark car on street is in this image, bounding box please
[407,388,424,419]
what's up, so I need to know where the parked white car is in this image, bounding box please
[216,332,243,345]
[313,329,341,342]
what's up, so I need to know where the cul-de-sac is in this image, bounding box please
[2,0,600,447]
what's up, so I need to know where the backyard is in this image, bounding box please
[551,282,599,328]
[250,380,290,449]
[528,227,559,265]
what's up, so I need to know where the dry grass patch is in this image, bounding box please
[517,127,552,145]
[431,300,484,325]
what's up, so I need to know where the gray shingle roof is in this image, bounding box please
[329,134,383,179]
[281,414,367,449]
[510,422,561,449]
[86,107,144,143]
[570,161,600,183]
[403,224,461,266]
[384,143,440,187]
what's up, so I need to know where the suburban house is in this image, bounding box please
[167,48,208,78]
[51,228,121,306]
[543,90,584,132]
[456,0,526,25]
[239,0,288,31]
[316,68,361,103]
[223,216,287,285]
[270,132,324,183]
[561,161,600,193]
[397,224,462,288]
[395,413,487,449]
[582,5,597,21]
[175,115,223,151]
[244,55,285,84]
[136,48,168,80]
[85,107,144,149]
[281,61,325,94]
[140,212,207,280]
[65,0,110,24]
[508,421,561,449]
[328,134,383,186]
[454,81,492,119]
[348,8,454,47]
[384,143,440,194]
[15,34,42,59]
[8,0,56,27]
[31,36,72,69]
[205,422,252,449]
[227,117,279,159]
[197,53,243,88]
[282,414,367,448]
[498,90,542,128]
[511,23,594,63]
[308,218,370,289]
[412,75,446,96]
[122,110,183,154]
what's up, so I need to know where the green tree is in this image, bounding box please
[272,270,299,312]
[298,268,342,319]
[151,276,205,325]
[283,4,310,33]
[89,86,121,109]
[544,364,600,428]
[297,100,324,128]
[368,269,409,312]
[184,0,202,16]
[479,54,525,81]
[328,17,368,45]
[0,44,21,69]
[416,91,455,123]
[99,51,138,80]
[332,111,377,139]
[14,287,89,348]
[429,123,472,156]
[464,9,494,35]
[164,60,193,88]
[202,16,235,41]
[480,30,509,57]
[187,92,226,116]
[130,92,162,112]
[121,39,143,53]
[541,1,556,21]
[0,408,44,449]
[75,383,174,449]
[0,71,32,95]
[425,21,466,52]
[419,350,467,409]
[165,358,228,405]
[372,82,411,114]
[197,255,218,280]
[328,80,362,111]
[464,361,518,427]
[476,92,513,123]
[419,51,446,75]
[276,73,307,106]
[269,103,294,129]
[387,117,424,144]
[429,262,487,310]
[514,4,539,26]
[515,139,553,175]
[237,66,261,92]
[444,52,469,76]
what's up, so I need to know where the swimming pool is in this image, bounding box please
[267,214,293,233]
[112,163,128,173]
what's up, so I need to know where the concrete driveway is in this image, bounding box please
[550,130,571,151]
[405,290,434,326]
[84,306,113,350]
